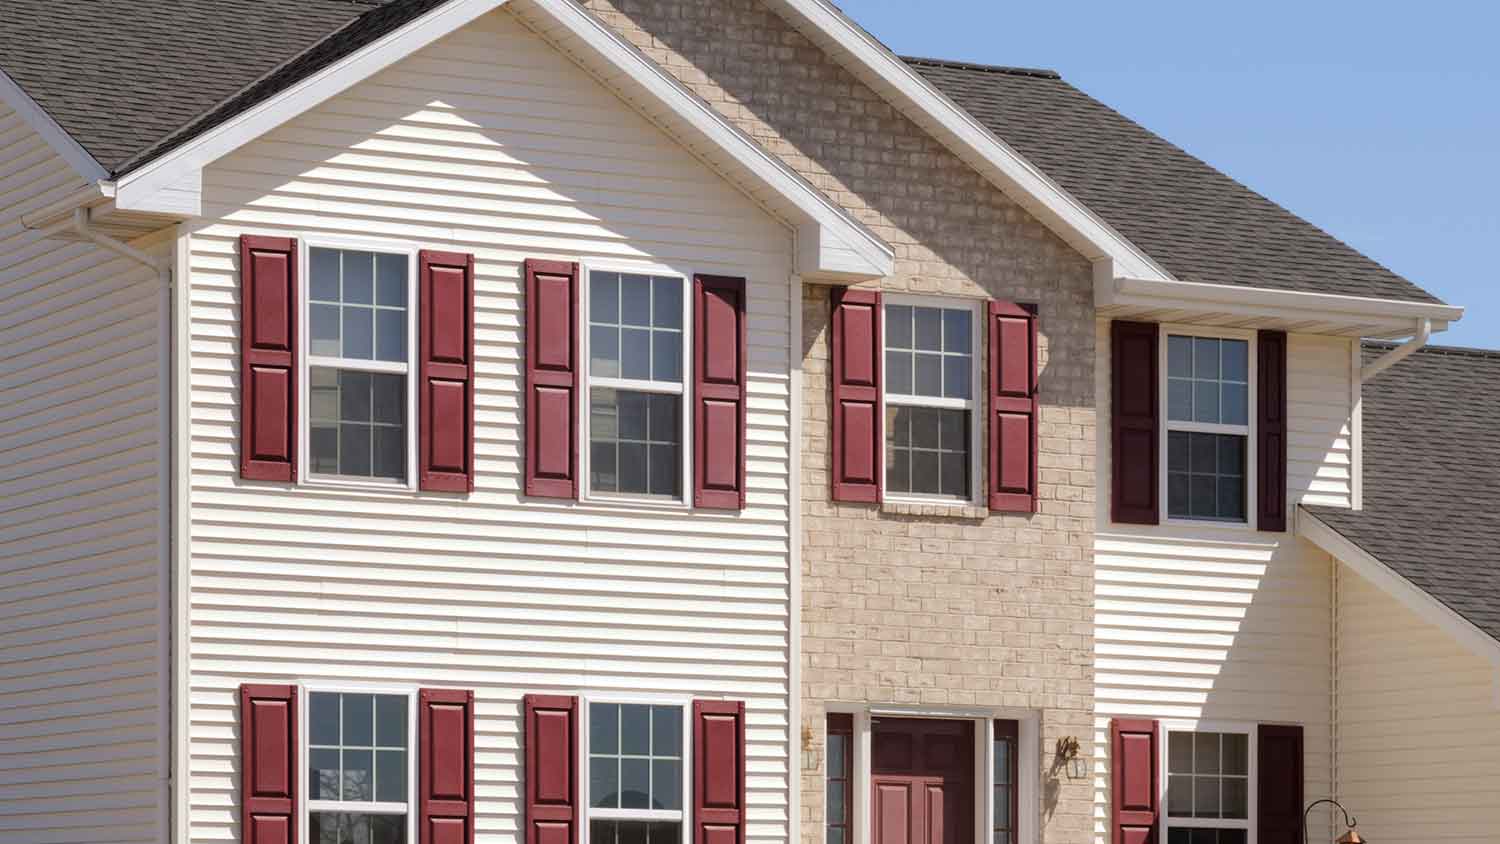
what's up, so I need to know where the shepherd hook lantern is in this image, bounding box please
[1303,798,1364,844]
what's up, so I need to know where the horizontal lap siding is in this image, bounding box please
[1336,570,1500,844]
[1092,321,1349,842]
[188,11,792,844]
[0,103,166,843]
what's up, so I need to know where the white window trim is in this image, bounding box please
[297,235,421,492]
[578,261,695,509]
[879,294,985,506]
[1158,324,1258,529]
[297,683,419,844]
[579,692,693,844]
[1158,720,1258,843]
[828,703,1040,844]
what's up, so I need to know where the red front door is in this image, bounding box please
[871,718,974,844]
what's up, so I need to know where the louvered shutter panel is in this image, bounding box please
[988,301,1039,513]
[693,700,746,844]
[1258,725,1303,844]
[830,288,881,503]
[420,689,476,844]
[420,251,477,493]
[524,259,580,498]
[524,695,579,844]
[694,275,749,509]
[239,236,299,482]
[1257,330,1288,532]
[1111,321,1159,524]
[1110,718,1159,844]
[240,684,298,844]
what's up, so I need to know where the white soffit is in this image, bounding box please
[107,0,893,280]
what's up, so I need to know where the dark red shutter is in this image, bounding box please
[420,251,476,493]
[1111,321,1159,524]
[694,275,748,509]
[239,235,298,482]
[524,695,579,844]
[240,684,297,844]
[1257,330,1288,532]
[989,301,1039,513]
[524,259,580,499]
[419,689,475,844]
[1258,725,1304,844]
[830,288,881,503]
[693,700,746,844]
[1110,718,1158,844]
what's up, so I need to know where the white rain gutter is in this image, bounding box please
[1360,318,1431,382]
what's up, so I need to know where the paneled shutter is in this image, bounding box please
[1258,724,1304,844]
[693,700,747,844]
[239,235,299,482]
[419,251,477,493]
[1257,330,1289,532]
[988,301,1039,513]
[1110,718,1159,844]
[524,259,580,499]
[419,689,476,844]
[1111,321,1159,524]
[830,288,882,503]
[524,695,579,844]
[694,275,748,509]
[240,684,298,844]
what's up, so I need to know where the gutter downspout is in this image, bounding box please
[68,207,175,844]
[1359,318,1431,382]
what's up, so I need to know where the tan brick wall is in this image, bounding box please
[578,2,1098,842]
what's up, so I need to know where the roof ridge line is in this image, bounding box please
[1363,340,1500,359]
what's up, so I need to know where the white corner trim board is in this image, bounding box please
[0,67,109,182]
[1298,507,1500,666]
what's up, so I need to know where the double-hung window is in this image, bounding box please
[585,270,689,502]
[1164,331,1253,522]
[883,299,979,500]
[587,701,688,844]
[1163,728,1252,844]
[306,246,415,485]
[307,690,414,844]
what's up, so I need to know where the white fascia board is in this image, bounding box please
[1106,275,1465,334]
[762,0,1173,284]
[1298,507,1500,666]
[520,0,893,279]
[0,67,109,183]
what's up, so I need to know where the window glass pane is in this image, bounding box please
[371,814,406,844]
[1221,383,1248,426]
[311,693,341,745]
[994,785,1011,827]
[939,408,966,451]
[827,780,846,825]
[1190,433,1217,475]
[376,695,407,748]
[1167,472,1189,518]
[943,309,971,354]
[342,748,373,801]
[652,758,682,810]
[886,305,912,349]
[914,307,942,351]
[618,442,648,493]
[376,309,406,363]
[886,350,913,395]
[827,734,846,778]
[1194,380,1220,424]
[371,374,404,425]
[1189,475,1217,519]
[1222,339,1249,382]
[590,390,681,498]
[377,254,406,308]
[1168,335,1193,378]
[911,450,940,493]
[344,306,375,360]
[1169,433,1246,521]
[653,277,682,330]
[312,304,342,357]
[376,749,407,803]
[343,694,374,746]
[887,407,968,497]
[621,328,652,380]
[1222,734,1248,775]
[829,829,846,844]
[311,248,341,302]
[939,451,967,497]
[310,748,341,800]
[590,757,619,808]
[591,442,618,491]
[653,332,681,382]
[1194,337,1220,380]
[1194,733,1220,774]
[311,425,339,474]
[621,274,652,327]
[619,392,648,441]
[340,423,373,477]
[649,445,679,498]
[1168,378,1193,422]
[593,820,617,844]
[1221,777,1248,819]
[343,252,375,305]
[592,703,620,755]
[591,326,620,378]
[1168,730,1194,773]
[994,739,1011,786]
[592,273,620,324]
[910,407,940,450]
[620,705,650,755]
[887,446,910,494]
[620,758,650,809]
[1193,774,1220,818]
[312,813,408,844]
[943,355,970,400]
[913,353,943,397]
[1167,774,1191,817]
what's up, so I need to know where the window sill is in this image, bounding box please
[880,498,988,519]
[301,475,417,494]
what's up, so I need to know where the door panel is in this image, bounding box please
[874,781,913,844]
[871,720,973,844]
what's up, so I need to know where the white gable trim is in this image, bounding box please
[108,0,893,279]
[1298,507,1500,666]
[760,0,1174,284]
[0,67,109,183]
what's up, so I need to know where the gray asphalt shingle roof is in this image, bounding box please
[904,57,1442,304]
[0,3,1445,305]
[1305,343,1500,644]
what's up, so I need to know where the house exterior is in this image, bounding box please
[0,4,1494,844]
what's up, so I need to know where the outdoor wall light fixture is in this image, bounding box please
[1303,799,1364,844]
[1054,735,1085,779]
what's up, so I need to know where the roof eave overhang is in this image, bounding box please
[1099,272,1465,338]
[1298,507,1500,669]
[102,0,893,281]
[0,67,109,183]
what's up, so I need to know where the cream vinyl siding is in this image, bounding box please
[183,10,793,844]
[1335,567,1500,844]
[0,103,167,843]
[1092,321,1355,841]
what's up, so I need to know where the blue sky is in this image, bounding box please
[840,0,1500,348]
